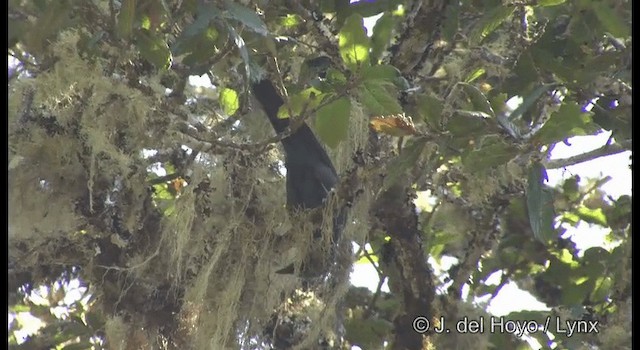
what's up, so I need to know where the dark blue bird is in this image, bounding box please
[252,79,345,277]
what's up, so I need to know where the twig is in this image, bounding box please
[177,89,349,154]
[573,176,612,205]
[361,249,383,277]
[285,1,342,68]
[490,271,510,300]
[364,276,386,319]
[543,140,631,169]
[97,246,160,272]
[147,173,182,185]
[449,206,506,299]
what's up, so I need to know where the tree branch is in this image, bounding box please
[176,87,349,154]
[544,140,631,169]
[373,185,435,349]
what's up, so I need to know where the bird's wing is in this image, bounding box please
[286,160,337,210]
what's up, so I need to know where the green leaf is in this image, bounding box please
[219,88,239,116]
[54,320,91,343]
[173,27,217,56]
[9,304,30,313]
[577,51,625,85]
[548,250,577,273]
[526,162,555,244]
[470,5,515,45]
[370,13,394,64]
[357,80,402,116]
[505,310,549,324]
[362,64,409,93]
[583,247,609,265]
[447,111,490,136]
[508,83,559,122]
[417,94,444,129]
[27,304,52,318]
[279,14,301,28]
[315,97,351,148]
[136,30,171,70]
[345,317,393,350]
[176,28,219,68]
[277,87,325,119]
[605,195,631,230]
[533,102,594,144]
[442,2,460,42]
[186,3,219,37]
[591,96,631,140]
[54,332,83,346]
[361,64,400,82]
[561,281,589,305]
[459,82,495,117]
[339,14,370,71]
[173,2,220,54]
[356,249,378,264]
[575,206,607,226]
[589,1,630,38]
[453,109,493,120]
[464,68,486,84]
[510,52,538,92]
[561,176,580,201]
[382,137,428,190]
[489,93,509,116]
[561,212,580,225]
[226,24,251,82]
[117,0,136,39]
[462,136,519,172]
[153,183,174,200]
[84,310,105,331]
[590,276,613,302]
[489,332,532,350]
[163,203,176,216]
[223,0,268,36]
[345,0,395,18]
[537,0,566,6]
[140,14,151,30]
[323,68,348,89]
[8,18,27,48]
[428,230,459,258]
[529,46,577,83]
[62,342,95,350]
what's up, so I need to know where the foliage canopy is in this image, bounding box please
[8,0,631,349]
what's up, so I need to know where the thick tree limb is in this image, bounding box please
[389,0,448,76]
[544,140,631,169]
[374,185,435,350]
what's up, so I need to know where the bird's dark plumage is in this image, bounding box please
[252,79,339,210]
[252,79,345,277]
